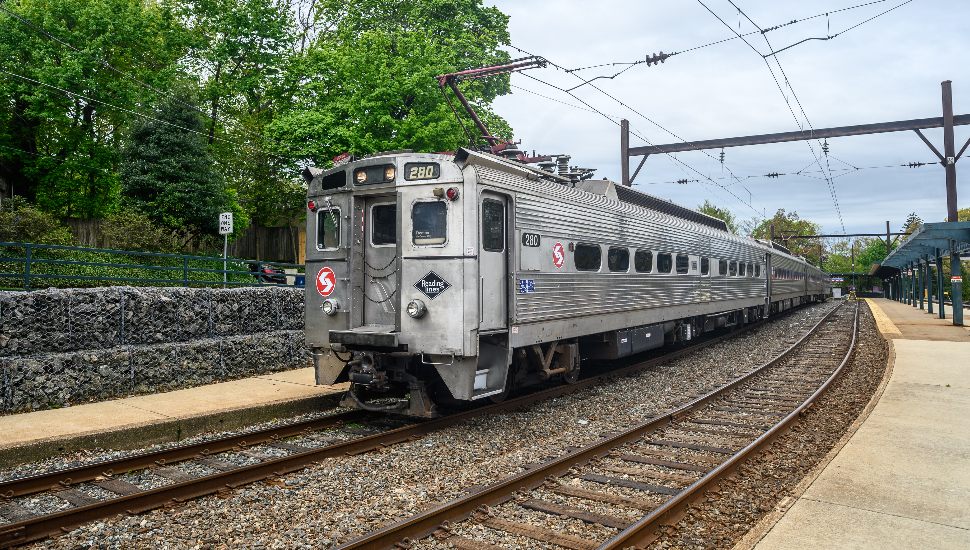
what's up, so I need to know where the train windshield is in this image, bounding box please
[317,208,340,250]
[371,203,397,245]
[412,201,447,245]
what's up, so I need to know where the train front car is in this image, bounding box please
[304,152,497,416]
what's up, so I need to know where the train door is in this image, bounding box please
[764,252,772,317]
[362,196,398,327]
[479,192,508,331]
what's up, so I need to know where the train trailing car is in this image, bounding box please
[302,148,830,416]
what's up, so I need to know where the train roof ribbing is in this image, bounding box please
[613,185,729,232]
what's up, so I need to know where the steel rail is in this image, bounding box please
[335,302,845,549]
[0,410,371,499]
[0,308,794,548]
[600,301,859,548]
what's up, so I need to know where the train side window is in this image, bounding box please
[481,199,505,252]
[755,263,761,277]
[574,244,602,271]
[412,201,447,245]
[719,259,727,276]
[608,247,630,272]
[634,249,653,273]
[701,257,710,276]
[316,208,340,250]
[747,262,754,277]
[729,261,738,276]
[738,262,746,277]
[675,254,689,274]
[657,252,673,274]
[370,203,397,246]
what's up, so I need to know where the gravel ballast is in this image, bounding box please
[646,301,889,550]
[16,302,855,549]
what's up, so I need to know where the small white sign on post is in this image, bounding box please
[219,212,233,286]
[218,212,234,235]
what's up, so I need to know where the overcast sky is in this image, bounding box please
[487,0,968,235]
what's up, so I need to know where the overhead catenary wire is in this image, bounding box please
[635,159,938,185]
[518,69,763,219]
[727,0,848,232]
[510,84,617,117]
[762,0,915,58]
[696,0,846,232]
[508,44,762,218]
[564,0,896,82]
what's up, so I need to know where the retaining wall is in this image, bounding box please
[0,287,308,413]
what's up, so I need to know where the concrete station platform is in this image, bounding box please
[0,368,346,467]
[743,299,970,549]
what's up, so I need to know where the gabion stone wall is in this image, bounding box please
[0,287,309,413]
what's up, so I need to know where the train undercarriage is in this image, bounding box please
[328,299,824,417]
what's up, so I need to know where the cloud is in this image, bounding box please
[488,0,969,233]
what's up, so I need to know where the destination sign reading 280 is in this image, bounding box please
[404,162,440,181]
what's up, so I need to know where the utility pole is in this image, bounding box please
[620,119,630,186]
[942,80,958,221]
[942,81,964,325]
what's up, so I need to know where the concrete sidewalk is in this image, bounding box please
[0,368,346,466]
[747,299,970,549]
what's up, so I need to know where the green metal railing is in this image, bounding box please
[0,241,305,290]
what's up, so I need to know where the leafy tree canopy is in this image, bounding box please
[269,0,514,165]
[121,94,247,237]
[697,200,738,234]
[749,209,822,265]
[0,0,186,217]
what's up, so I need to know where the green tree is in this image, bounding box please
[749,209,823,265]
[269,0,514,166]
[178,0,298,227]
[901,211,922,233]
[697,200,738,234]
[0,0,186,218]
[121,95,247,241]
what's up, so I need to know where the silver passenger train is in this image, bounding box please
[303,148,830,416]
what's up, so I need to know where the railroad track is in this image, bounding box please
[336,301,858,550]
[0,302,834,548]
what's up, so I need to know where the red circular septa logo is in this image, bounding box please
[316,267,336,297]
[552,242,565,269]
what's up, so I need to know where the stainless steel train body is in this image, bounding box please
[304,149,830,415]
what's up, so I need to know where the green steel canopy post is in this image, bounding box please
[927,256,934,315]
[951,243,964,326]
[937,249,946,319]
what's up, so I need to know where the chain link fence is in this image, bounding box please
[0,286,309,413]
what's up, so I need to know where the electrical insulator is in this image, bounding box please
[644,51,670,66]
[766,172,780,178]
[822,140,830,156]
[719,148,725,165]
[676,178,689,185]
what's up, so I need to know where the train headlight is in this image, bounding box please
[384,166,396,181]
[355,170,367,184]
[321,299,340,316]
[406,299,427,319]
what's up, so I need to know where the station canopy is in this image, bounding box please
[871,221,970,277]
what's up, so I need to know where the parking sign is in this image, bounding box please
[218,212,233,235]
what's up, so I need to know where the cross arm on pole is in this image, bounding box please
[914,129,945,163]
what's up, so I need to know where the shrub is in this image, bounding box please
[100,210,184,253]
[0,197,75,245]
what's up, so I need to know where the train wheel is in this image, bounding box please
[488,365,518,403]
[562,367,580,384]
